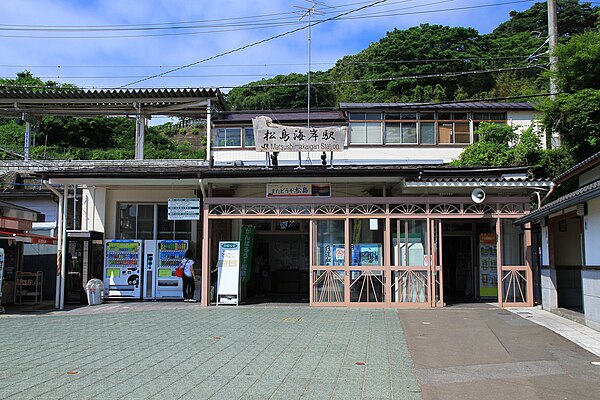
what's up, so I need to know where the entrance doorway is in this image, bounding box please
[212,219,310,305]
[551,216,584,313]
[441,221,496,305]
[442,235,474,304]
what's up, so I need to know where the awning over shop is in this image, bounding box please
[0,229,58,245]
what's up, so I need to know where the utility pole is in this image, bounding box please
[547,0,558,100]
[547,0,560,148]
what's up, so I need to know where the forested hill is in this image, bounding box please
[227,0,598,109]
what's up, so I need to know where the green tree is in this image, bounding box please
[0,71,76,91]
[492,0,598,38]
[541,89,600,160]
[553,30,600,92]
[452,123,544,169]
[540,31,600,161]
[329,24,491,103]
[226,72,335,110]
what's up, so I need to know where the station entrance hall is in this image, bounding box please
[203,196,532,308]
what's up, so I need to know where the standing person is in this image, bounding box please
[180,249,196,302]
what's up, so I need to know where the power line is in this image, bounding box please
[0,55,540,70]
[0,0,400,30]
[119,0,389,88]
[0,0,537,39]
[0,58,540,81]
[1,64,545,91]
[220,65,544,89]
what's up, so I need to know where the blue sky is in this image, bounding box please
[0,0,540,91]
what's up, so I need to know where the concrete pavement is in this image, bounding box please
[398,304,600,400]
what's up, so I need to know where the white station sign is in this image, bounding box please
[252,116,346,153]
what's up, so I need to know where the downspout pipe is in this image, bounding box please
[60,184,68,310]
[542,182,556,204]
[43,180,64,309]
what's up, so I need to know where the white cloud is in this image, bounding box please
[0,0,534,89]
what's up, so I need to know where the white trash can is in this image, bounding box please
[85,279,105,305]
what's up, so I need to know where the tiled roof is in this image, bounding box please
[214,110,345,124]
[5,159,542,183]
[0,88,226,117]
[339,102,535,110]
[0,88,222,100]
[515,179,600,225]
[554,151,600,183]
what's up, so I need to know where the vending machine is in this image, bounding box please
[103,240,143,299]
[143,240,188,300]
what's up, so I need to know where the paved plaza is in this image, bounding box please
[2,302,600,399]
[0,304,420,399]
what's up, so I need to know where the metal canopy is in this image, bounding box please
[0,88,226,118]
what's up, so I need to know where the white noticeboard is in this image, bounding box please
[168,198,200,220]
[216,241,240,306]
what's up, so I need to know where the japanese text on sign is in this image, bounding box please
[168,198,200,220]
[252,116,346,153]
[266,183,331,198]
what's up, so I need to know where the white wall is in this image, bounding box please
[553,218,583,266]
[584,197,600,267]
[508,111,544,146]
[81,186,106,233]
[211,147,461,165]
[104,187,196,239]
[582,269,600,330]
[541,268,558,310]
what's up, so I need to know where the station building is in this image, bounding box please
[0,89,550,309]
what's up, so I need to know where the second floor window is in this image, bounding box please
[349,112,382,144]
[244,127,255,147]
[216,128,242,147]
[385,113,417,144]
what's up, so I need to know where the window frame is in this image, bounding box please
[215,127,242,148]
[117,203,193,241]
[349,112,383,145]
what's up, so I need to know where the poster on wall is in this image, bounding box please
[479,233,498,298]
[351,244,382,266]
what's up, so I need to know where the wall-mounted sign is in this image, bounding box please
[168,198,200,220]
[252,116,346,153]
[266,183,331,197]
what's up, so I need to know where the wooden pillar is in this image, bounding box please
[525,222,534,306]
[201,207,210,306]
[496,216,503,306]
